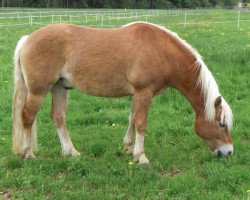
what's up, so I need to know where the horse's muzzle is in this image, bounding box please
[213,143,234,157]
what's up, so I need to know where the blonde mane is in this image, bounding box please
[124,21,233,129]
[196,57,233,130]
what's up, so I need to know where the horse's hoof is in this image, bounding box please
[123,144,134,155]
[63,148,81,157]
[24,152,36,160]
[134,154,150,166]
[71,149,81,157]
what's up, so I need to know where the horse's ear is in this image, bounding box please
[214,96,222,108]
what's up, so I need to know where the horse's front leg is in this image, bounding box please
[50,84,80,157]
[132,89,153,165]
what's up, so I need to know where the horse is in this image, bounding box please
[12,22,233,164]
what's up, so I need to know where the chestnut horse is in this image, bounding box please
[13,22,233,164]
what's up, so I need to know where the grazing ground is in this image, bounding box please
[0,8,249,199]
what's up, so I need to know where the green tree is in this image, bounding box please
[123,0,133,8]
[200,0,212,7]
[191,0,200,7]
[182,0,192,8]
[137,0,150,8]
[155,0,174,9]
[222,0,239,6]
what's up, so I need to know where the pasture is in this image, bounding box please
[0,8,250,199]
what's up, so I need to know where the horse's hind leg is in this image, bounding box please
[123,99,135,154]
[22,93,45,159]
[133,89,153,165]
[50,84,80,157]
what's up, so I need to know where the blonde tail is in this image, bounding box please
[12,35,37,155]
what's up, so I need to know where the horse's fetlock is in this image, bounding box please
[22,145,35,159]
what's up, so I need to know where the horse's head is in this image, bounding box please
[195,96,233,156]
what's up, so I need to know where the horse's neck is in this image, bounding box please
[171,61,205,117]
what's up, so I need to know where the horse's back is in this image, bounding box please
[20,23,170,96]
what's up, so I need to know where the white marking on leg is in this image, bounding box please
[133,132,150,164]
[123,133,134,154]
[22,128,35,159]
[124,116,133,145]
[57,127,80,156]
[124,131,132,145]
[123,114,135,154]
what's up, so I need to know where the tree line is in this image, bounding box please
[1,0,249,9]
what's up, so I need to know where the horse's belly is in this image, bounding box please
[69,76,134,97]
[81,83,133,97]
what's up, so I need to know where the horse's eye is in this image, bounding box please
[219,122,226,128]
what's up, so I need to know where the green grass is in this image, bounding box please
[0,8,250,199]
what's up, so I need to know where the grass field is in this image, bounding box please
[0,8,250,199]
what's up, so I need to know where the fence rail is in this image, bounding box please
[0,8,249,28]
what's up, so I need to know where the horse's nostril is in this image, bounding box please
[228,151,232,156]
[217,150,222,157]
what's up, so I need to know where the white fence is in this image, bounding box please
[0,8,249,28]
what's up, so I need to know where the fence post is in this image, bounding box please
[101,15,103,27]
[184,13,187,28]
[30,15,33,26]
[237,9,240,28]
